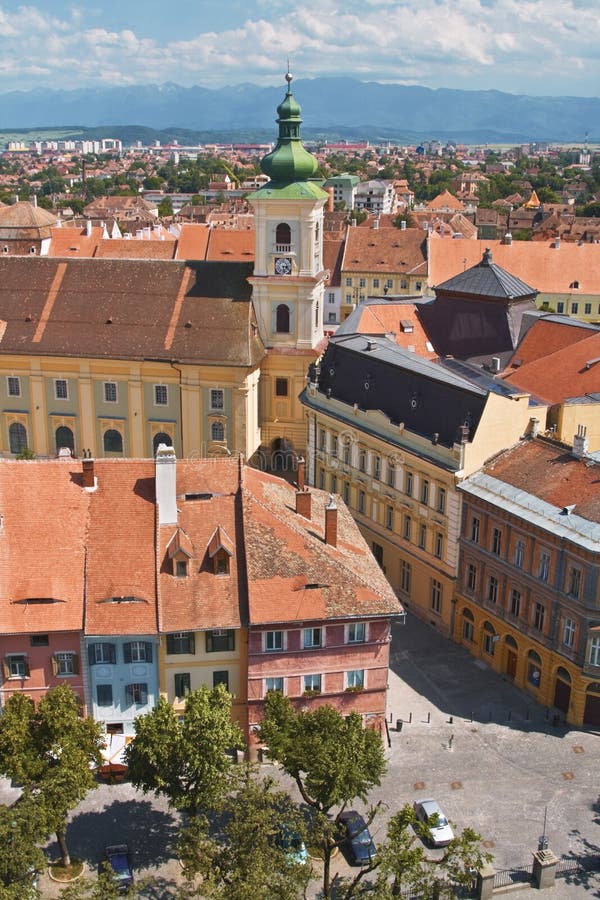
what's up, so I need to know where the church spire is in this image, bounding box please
[260,71,319,185]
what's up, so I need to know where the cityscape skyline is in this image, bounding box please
[0,0,597,98]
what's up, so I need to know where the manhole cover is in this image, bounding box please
[414,781,426,791]
[451,781,463,790]
[572,746,584,754]
[483,840,495,849]
[562,772,575,781]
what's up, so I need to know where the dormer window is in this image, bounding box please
[207,525,234,576]
[214,551,229,575]
[166,527,194,577]
[175,560,188,578]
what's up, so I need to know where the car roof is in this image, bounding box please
[416,799,443,814]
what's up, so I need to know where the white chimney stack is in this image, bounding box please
[572,425,588,459]
[155,443,178,525]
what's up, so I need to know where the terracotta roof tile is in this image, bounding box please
[48,226,103,257]
[174,224,211,260]
[342,227,427,276]
[206,229,254,262]
[94,239,175,259]
[343,301,437,359]
[503,330,600,403]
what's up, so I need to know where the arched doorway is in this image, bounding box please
[584,683,600,727]
[553,666,572,715]
[153,432,173,455]
[504,634,518,680]
[56,425,74,454]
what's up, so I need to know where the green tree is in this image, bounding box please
[260,693,386,897]
[58,863,141,899]
[0,793,47,893]
[178,767,310,900]
[392,211,415,229]
[157,197,174,217]
[0,687,104,867]
[125,685,243,815]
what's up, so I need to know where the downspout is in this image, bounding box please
[169,360,184,456]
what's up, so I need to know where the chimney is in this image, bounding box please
[326,186,334,212]
[155,443,178,525]
[86,219,92,237]
[530,417,540,438]
[504,232,512,245]
[401,219,407,230]
[296,489,312,519]
[297,456,305,491]
[82,452,95,489]
[572,425,588,459]
[490,356,500,373]
[32,194,37,208]
[373,218,379,230]
[325,495,338,547]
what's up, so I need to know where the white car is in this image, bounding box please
[413,799,455,847]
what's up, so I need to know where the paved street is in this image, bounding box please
[15,614,600,897]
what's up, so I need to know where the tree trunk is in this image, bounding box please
[323,844,331,898]
[57,829,70,868]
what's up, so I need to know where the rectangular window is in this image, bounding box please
[491,528,502,556]
[358,450,366,472]
[125,683,147,706]
[571,302,578,314]
[331,434,338,458]
[345,277,352,287]
[275,378,288,397]
[96,684,113,707]
[174,673,191,697]
[483,631,495,656]
[437,487,446,514]
[387,462,395,488]
[328,312,336,323]
[303,627,322,649]
[359,277,366,288]
[372,542,384,567]
[55,378,68,400]
[330,474,337,494]
[431,579,442,614]
[585,303,592,315]
[434,532,443,559]
[418,524,427,550]
[7,376,20,397]
[210,388,224,409]
[206,630,235,653]
[401,560,411,594]
[319,429,325,451]
[103,381,117,403]
[123,641,152,663]
[6,655,29,678]
[358,490,365,514]
[556,302,564,313]
[54,652,76,675]
[30,634,49,647]
[374,455,381,479]
[266,677,284,694]
[345,293,352,303]
[467,564,477,591]
[420,480,429,505]
[386,279,393,289]
[563,618,576,649]
[265,630,283,652]
[212,670,229,690]
[567,567,581,599]
[488,575,498,604]
[346,669,364,689]
[343,481,350,504]
[538,551,550,582]
[166,632,195,655]
[304,673,322,693]
[589,637,600,667]
[463,619,474,642]
[386,506,394,531]
[533,602,545,632]
[405,471,413,496]
[89,642,116,665]
[510,589,521,617]
[328,292,335,303]
[154,384,168,405]
[403,515,411,541]
[318,469,325,490]
[343,442,350,465]
[514,540,525,569]
[470,517,480,543]
[347,622,366,643]
[373,278,379,288]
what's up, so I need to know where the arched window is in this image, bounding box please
[276,304,290,333]
[56,426,74,454]
[9,422,27,454]
[527,649,542,687]
[275,222,291,249]
[505,634,518,649]
[556,666,571,684]
[153,432,173,455]
[211,421,225,442]
[103,429,123,454]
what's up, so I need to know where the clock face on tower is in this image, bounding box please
[274,257,292,275]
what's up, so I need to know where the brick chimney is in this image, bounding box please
[296,489,312,519]
[82,452,95,489]
[297,456,305,491]
[325,495,338,547]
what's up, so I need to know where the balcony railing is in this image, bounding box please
[275,243,292,253]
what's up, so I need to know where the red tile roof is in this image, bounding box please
[503,330,600,403]
[350,301,437,359]
[506,318,595,368]
[342,227,427,276]
[206,229,254,262]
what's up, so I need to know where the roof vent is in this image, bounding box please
[490,356,500,373]
[400,320,413,333]
[366,339,377,351]
[184,492,213,501]
[561,504,576,516]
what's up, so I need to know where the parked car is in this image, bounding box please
[413,799,455,847]
[276,824,309,865]
[105,844,134,892]
[338,810,377,865]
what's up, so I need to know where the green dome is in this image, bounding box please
[260,72,319,184]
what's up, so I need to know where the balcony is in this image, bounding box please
[275,243,293,254]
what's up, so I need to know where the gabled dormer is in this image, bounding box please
[166,527,194,577]
[207,525,234,575]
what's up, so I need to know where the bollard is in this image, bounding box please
[408,712,412,724]
[396,719,403,732]
[448,716,453,725]
[427,712,431,724]
[389,712,393,723]
[448,734,454,750]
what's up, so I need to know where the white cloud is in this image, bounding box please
[0,0,597,96]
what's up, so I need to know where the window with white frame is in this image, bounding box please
[303,627,322,649]
[124,641,152,663]
[265,630,284,652]
[589,636,600,667]
[430,579,442,613]
[514,540,525,569]
[533,602,545,632]
[55,378,68,400]
[538,551,550,582]
[166,632,195,655]
[401,560,411,594]
[210,389,224,410]
[470,516,480,543]
[562,618,576,648]
[466,563,477,592]
[437,487,446,514]
[434,532,443,559]
[487,575,498,604]
[5,654,29,678]
[54,652,77,675]
[346,669,364,689]
[347,622,366,643]
[304,673,322,693]
[7,376,20,397]
[386,505,394,530]
[510,589,521,617]
[154,384,168,405]
[266,676,284,694]
[103,381,117,403]
[89,642,116,664]
[125,682,148,706]
[491,527,502,556]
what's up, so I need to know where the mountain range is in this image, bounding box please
[0,78,598,144]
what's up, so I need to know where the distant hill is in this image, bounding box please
[0,78,597,143]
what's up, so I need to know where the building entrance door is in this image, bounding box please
[505,650,517,680]
[553,678,571,714]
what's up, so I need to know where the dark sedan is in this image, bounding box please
[338,810,377,865]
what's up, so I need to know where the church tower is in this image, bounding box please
[249,72,328,459]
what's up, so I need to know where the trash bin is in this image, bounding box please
[396,719,403,732]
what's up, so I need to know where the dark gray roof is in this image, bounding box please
[435,248,537,301]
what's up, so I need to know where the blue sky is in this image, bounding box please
[0,0,597,97]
